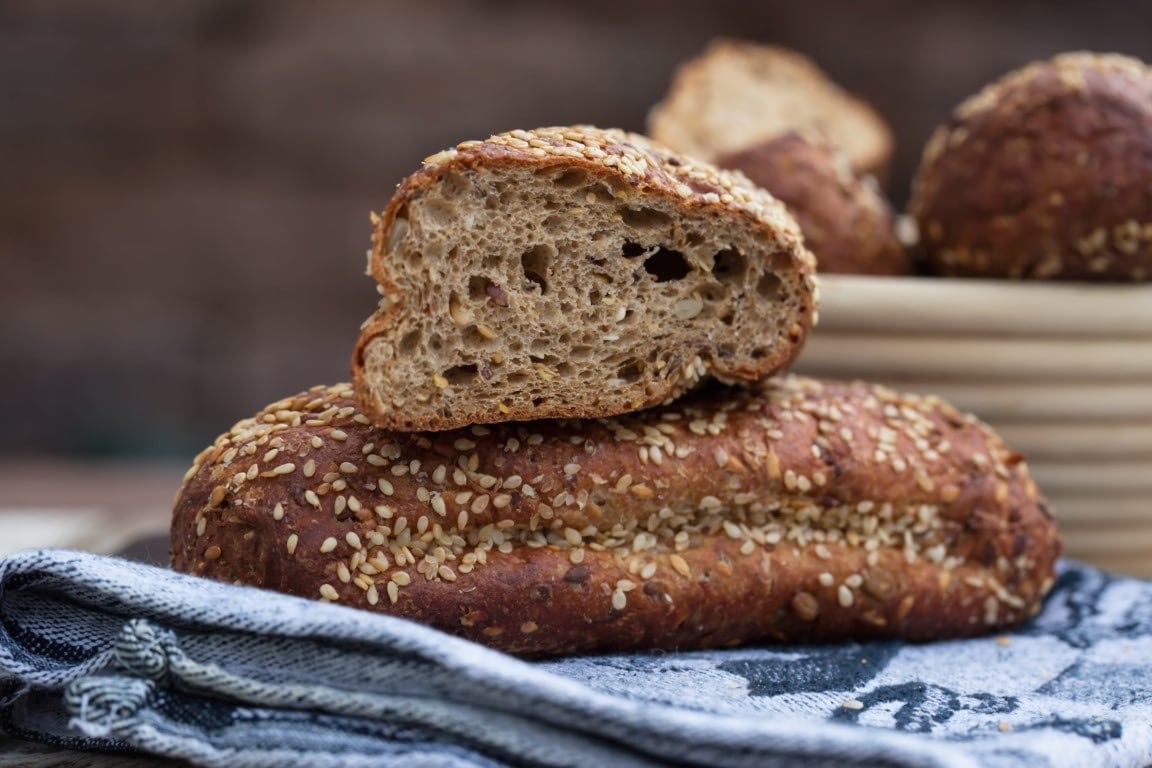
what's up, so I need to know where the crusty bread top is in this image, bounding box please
[648,38,894,179]
[718,132,912,275]
[911,51,1152,280]
[172,374,1059,654]
[352,125,818,431]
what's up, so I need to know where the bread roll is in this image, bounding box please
[647,38,894,180]
[910,51,1152,280]
[351,125,817,432]
[171,376,1060,657]
[717,133,912,276]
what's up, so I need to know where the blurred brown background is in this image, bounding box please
[4,0,1151,459]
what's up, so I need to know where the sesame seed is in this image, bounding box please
[391,571,412,586]
[330,430,348,441]
[564,463,581,476]
[305,490,321,508]
[670,554,691,578]
[842,699,864,711]
[310,436,324,449]
[346,532,362,549]
[272,503,284,521]
[455,438,477,452]
[366,585,379,605]
[630,484,654,498]
[286,534,298,555]
[611,590,627,610]
[339,461,359,474]
[319,584,339,601]
[337,562,351,583]
[379,479,394,496]
[431,494,447,516]
[320,537,338,553]
[387,582,400,603]
[838,585,854,608]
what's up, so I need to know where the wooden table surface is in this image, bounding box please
[0,460,190,766]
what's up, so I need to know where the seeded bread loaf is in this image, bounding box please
[351,126,817,432]
[647,38,894,180]
[717,133,912,275]
[171,376,1060,657]
[910,51,1152,280]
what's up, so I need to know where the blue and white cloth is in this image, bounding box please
[1,549,1151,767]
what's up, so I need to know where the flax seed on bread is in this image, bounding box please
[648,39,894,180]
[351,126,817,432]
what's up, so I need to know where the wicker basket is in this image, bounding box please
[793,275,1152,577]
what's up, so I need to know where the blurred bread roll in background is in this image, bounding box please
[910,51,1152,281]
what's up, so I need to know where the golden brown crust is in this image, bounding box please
[718,133,912,276]
[351,126,818,431]
[910,51,1152,281]
[171,376,1059,657]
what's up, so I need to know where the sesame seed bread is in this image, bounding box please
[910,51,1152,280]
[351,125,817,432]
[170,376,1060,657]
[647,38,894,180]
[717,133,913,276]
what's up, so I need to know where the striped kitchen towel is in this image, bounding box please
[1,549,1150,767]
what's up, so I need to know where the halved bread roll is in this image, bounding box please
[351,126,817,432]
[648,39,894,180]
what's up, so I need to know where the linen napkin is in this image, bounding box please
[1,549,1150,768]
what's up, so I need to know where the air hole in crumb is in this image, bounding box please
[757,273,783,300]
[521,245,552,294]
[685,231,704,247]
[717,344,735,359]
[643,247,692,282]
[557,362,574,376]
[751,347,770,360]
[531,396,546,407]
[468,275,489,300]
[544,214,564,231]
[622,241,646,258]
[443,364,478,386]
[621,207,672,230]
[507,372,529,386]
[548,168,588,188]
[618,359,645,382]
[399,329,420,353]
[588,289,602,306]
[713,248,747,282]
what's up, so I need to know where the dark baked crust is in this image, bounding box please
[910,51,1152,281]
[171,377,1060,657]
[718,133,912,276]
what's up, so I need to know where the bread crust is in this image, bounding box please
[718,133,912,276]
[648,38,894,180]
[351,126,817,431]
[171,376,1060,657]
[910,51,1152,280]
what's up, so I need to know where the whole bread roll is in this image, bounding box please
[171,376,1060,657]
[911,51,1152,280]
[352,125,817,432]
[717,133,912,276]
[648,38,894,181]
